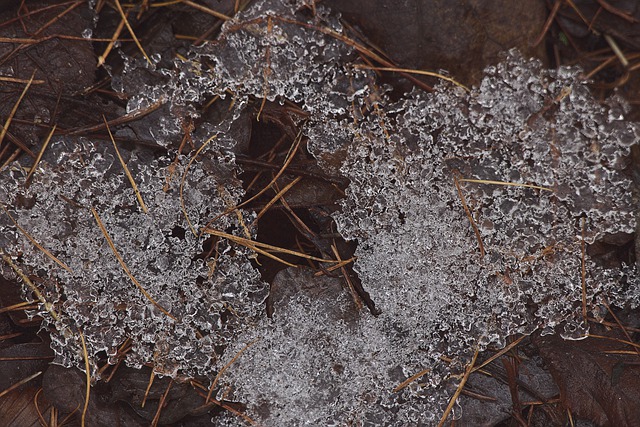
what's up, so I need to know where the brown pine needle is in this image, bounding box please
[453,174,485,258]
[103,116,148,213]
[180,135,217,236]
[331,243,363,310]
[437,348,479,427]
[113,0,152,66]
[580,217,587,320]
[393,368,431,393]
[203,228,337,263]
[78,330,91,427]
[354,64,470,92]
[0,301,36,314]
[471,335,525,373]
[0,371,42,399]
[254,176,302,223]
[1,250,61,322]
[458,178,553,192]
[151,380,173,427]
[0,70,36,148]
[98,13,127,67]
[181,0,232,20]
[26,124,57,184]
[206,338,259,403]
[90,208,176,321]
[0,76,45,84]
[0,203,72,272]
[142,371,155,408]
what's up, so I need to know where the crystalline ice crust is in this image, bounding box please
[0,0,638,425]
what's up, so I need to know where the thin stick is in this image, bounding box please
[437,348,479,427]
[113,0,152,66]
[458,178,553,192]
[103,117,148,213]
[90,208,176,321]
[0,204,72,272]
[453,175,485,258]
[354,65,469,92]
[78,330,91,427]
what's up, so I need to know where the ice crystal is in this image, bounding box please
[1,0,638,424]
[0,134,267,379]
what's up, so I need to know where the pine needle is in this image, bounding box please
[203,228,337,264]
[0,203,72,273]
[103,116,148,213]
[453,174,485,258]
[354,64,470,92]
[206,338,259,403]
[113,0,152,66]
[180,135,217,236]
[0,70,36,148]
[26,124,57,185]
[0,371,42,399]
[458,178,553,192]
[437,348,479,427]
[90,208,176,321]
[0,249,61,322]
[78,330,91,427]
[393,368,431,393]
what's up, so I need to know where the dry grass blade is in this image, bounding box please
[90,208,177,321]
[458,178,553,192]
[180,135,217,236]
[437,348,479,427]
[0,203,72,272]
[78,330,91,427]
[0,70,36,149]
[103,116,148,213]
[393,368,431,393]
[206,338,259,403]
[26,124,57,185]
[354,64,470,91]
[0,371,42,399]
[0,250,61,322]
[113,0,152,66]
[453,174,485,258]
[203,228,337,264]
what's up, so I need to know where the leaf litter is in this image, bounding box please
[0,0,639,425]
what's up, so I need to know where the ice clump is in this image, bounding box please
[1,0,638,424]
[0,134,268,379]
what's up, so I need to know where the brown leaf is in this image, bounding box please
[534,330,640,426]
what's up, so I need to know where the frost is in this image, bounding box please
[0,135,268,379]
[1,0,638,424]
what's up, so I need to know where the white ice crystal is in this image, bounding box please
[1,0,638,424]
